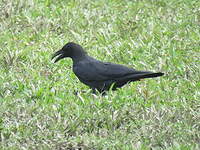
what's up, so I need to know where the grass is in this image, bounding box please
[0,0,200,149]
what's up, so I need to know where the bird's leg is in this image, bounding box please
[73,90,78,96]
[101,91,107,96]
[92,88,97,94]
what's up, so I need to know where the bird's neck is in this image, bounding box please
[71,52,87,62]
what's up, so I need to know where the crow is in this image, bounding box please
[52,42,164,93]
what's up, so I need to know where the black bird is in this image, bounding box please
[52,42,164,93]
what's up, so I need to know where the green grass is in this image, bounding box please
[0,0,200,149]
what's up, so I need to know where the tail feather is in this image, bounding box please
[119,72,164,82]
[114,72,164,89]
[138,72,164,79]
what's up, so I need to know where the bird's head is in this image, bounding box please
[52,42,86,63]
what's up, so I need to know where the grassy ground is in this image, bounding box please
[0,0,200,149]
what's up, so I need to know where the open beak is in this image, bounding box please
[52,49,65,63]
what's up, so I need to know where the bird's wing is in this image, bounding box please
[73,57,151,81]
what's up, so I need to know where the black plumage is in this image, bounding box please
[52,42,164,93]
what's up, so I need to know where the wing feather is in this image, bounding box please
[73,56,151,81]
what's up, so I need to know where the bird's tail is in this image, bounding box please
[137,72,164,79]
[121,72,164,82]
